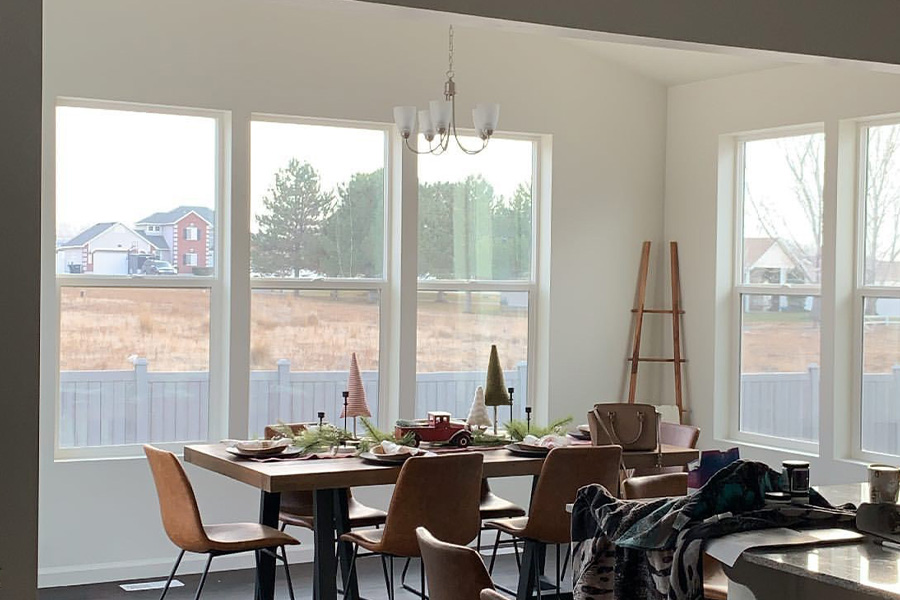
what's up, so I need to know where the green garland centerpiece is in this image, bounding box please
[272,421,353,454]
[357,416,416,453]
[504,416,573,442]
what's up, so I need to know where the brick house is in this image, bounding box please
[135,206,214,274]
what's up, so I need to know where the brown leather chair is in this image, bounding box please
[264,424,388,532]
[480,591,507,600]
[622,469,725,599]
[416,526,495,600]
[340,453,484,599]
[623,472,688,499]
[633,422,700,477]
[144,445,299,600]
[485,445,623,594]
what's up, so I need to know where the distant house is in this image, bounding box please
[56,222,161,274]
[135,206,214,274]
[743,237,813,312]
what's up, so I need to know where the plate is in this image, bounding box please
[569,426,591,441]
[505,443,550,457]
[359,450,434,464]
[226,445,303,459]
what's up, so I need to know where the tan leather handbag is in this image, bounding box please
[588,403,660,452]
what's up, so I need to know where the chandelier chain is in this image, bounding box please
[447,25,454,80]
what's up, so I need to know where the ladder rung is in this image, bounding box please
[627,357,687,363]
[631,309,686,314]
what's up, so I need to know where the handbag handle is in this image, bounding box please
[604,410,646,446]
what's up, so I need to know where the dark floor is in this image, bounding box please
[38,551,554,600]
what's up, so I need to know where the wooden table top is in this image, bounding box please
[183,443,699,493]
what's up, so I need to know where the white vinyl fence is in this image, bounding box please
[59,359,528,448]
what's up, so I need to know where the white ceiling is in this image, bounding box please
[568,38,794,86]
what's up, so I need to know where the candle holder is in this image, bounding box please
[317,411,325,428]
[342,391,350,433]
[525,406,532,433]
[508,387,515,424]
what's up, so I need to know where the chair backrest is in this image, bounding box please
[143,445,210,553]
[623,472,688,499]
[660,422,700,448]
[524,445,622,544]
[381,453,483,557]
[480,590,507,600]
[416,526,494,600]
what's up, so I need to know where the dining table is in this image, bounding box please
[183,442,699,600]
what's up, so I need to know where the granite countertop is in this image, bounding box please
[740,483,900,599]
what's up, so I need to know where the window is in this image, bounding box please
[184,225,199,241]
[734,131,824,445]
[54,101,223,452]
[416,135,536,418]
[184,251,198,266]
[249,117,387,431]
[858,121,900,456]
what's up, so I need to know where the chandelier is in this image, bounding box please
[393,26,500,155]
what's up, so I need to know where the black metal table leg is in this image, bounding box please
[256,491,281,600]
[334,489,360,600]
[517,540,539,600]
[314,489,339,600]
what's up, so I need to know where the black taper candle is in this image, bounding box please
[525,406,532,432]
[317,411,325,428]
[508,387,514,423]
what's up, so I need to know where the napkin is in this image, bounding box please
[521,434,571,449]
[377,440,417,455]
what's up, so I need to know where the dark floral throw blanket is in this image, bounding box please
[570,460,856,600]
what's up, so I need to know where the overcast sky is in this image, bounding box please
[56,106,533,239]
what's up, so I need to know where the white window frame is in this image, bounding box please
[184,225,199,241]
[47,98,229,460]
[414,131,541,415]
[852,116,900,462]
[730,126,825,454]
[184,251,198,266]
[248,113,393,433]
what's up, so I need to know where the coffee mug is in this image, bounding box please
[869,464,900,504]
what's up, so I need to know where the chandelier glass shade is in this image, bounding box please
[393,26,500,155]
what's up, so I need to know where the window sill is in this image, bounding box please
[714,435,820,459]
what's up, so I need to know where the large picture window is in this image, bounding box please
[416,135,536,418]
[859,121,900,456]
[54,102,222,450]
[734,130,824,445]
[249,117,388,433]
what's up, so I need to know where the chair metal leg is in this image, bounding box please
[560,544,571,582]
[513,538,521,570]
[488,530,502,575]
[420,559,426,600]
[380,556,392,600]
[477,529,482,553]
[533,548,542,600]
[389,556,395,600]
[158,550,185,600]
[280,546,296,600]
[342,544,360,596]
[399,556,427,599]
[193,554,213,600]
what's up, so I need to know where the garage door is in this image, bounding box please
[92,251,129,275]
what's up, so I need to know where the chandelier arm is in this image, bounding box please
[403,136,446,155]
[449,95,488,155]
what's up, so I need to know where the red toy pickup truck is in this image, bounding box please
[395,411,473,447]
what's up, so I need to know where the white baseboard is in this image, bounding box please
[38,545,315,588]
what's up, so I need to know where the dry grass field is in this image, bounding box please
[60,287,899,374]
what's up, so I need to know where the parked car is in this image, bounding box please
[140,260,176,275]
[395,411,473,447]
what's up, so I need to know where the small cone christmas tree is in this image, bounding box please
[484,344,511,434]
[340,352,371,436]
[466,386,492,430]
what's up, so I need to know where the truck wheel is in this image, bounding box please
[412,433,422,447]
[454,432,472,448]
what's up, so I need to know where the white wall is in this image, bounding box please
[41,0,667,585]
[664,63,900,483]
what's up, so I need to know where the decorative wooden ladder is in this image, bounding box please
[627,241,686,419]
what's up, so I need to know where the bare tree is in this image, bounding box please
[864,125,900,285]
